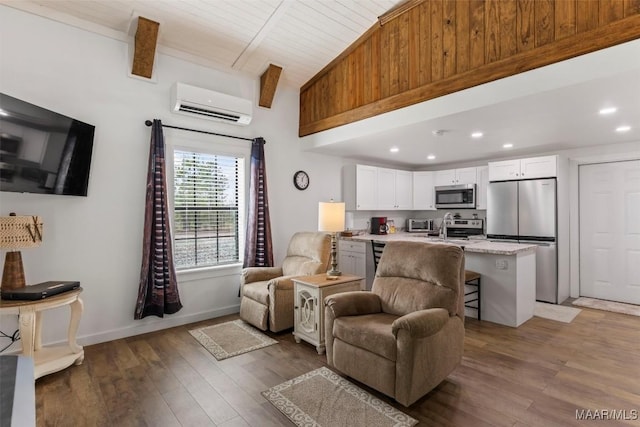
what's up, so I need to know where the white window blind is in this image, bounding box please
[173,149,242,269]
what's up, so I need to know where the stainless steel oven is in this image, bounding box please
[435,184,476,209]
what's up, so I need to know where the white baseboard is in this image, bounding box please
[77,304,240,347]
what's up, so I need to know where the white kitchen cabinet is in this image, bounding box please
[338,240,374,290]
[435,167,477,186]
[343,164,377,210]
[394,170,413,209]
[412,171,436,210]
[338,240,367,278]
[489,156,557,181]
[476,166,489,210]
[376,168,412,210]
[520,156,557,179]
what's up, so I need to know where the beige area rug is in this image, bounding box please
[572,297,640,317]
[262,367,418,427]
[534,302,582,323]
[189,320,277,361]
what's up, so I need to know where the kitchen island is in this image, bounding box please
[343,233,536,327]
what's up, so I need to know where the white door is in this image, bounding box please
[579,160,640,304]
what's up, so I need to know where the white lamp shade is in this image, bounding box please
[318,202,345,232]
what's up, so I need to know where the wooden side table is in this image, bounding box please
[0,288,84,379]
[292,274,363,354]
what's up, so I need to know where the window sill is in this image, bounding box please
[177,263,243,283]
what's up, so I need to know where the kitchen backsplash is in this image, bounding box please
[346,210,487,234]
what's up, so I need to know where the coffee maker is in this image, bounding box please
[371,217,389,235]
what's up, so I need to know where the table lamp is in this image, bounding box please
[0,214,43,291]
[318,201,345,279]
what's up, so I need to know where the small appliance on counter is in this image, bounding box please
[407,218,435,233]
[371,217,388,235]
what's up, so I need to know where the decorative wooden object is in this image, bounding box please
[0,214,43,291]
[259,64,283,108]
[132,17,160,79]
[299,0,640,137]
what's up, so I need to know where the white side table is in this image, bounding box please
[292,274,363,354]
[0,288,84,379]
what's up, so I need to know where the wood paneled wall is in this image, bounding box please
[299,0,640,137]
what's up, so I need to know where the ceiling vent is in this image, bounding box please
[170,82,252,126]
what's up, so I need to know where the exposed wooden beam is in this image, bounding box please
[259,64,283,108]
[378,0,425,26]
[131,17,159,79]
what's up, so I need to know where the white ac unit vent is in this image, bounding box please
[170,83,252,126]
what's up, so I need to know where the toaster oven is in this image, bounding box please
[407,218,435,233]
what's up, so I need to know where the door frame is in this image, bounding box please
[569,149,640,298]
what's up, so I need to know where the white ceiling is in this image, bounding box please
[3,0,639,168]
[2,0,402,86]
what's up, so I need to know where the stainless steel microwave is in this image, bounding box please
[434,184,476,209]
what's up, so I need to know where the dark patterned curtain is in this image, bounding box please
[243,137,273,268]
[135,119,183,319]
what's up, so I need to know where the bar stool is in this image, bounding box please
[464,270,481,320]
[371,240,386,272]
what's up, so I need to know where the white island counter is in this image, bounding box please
[343,233,536,327]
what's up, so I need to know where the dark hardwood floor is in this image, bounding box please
[36,307,640,426]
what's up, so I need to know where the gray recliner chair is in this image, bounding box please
[325,241,465,406]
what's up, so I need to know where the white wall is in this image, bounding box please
[0,6,344,348]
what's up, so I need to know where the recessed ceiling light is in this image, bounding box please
[471,132,483,138]
[427,154,436,160]
[503,143,513,148]
[0,109,7,116]
[432,130,447,136]
[389,147,399,153]
[599,107,617,115]
[616,125,631,132]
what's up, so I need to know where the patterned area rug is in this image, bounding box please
[262,367,418,427]
[189,320,277,361]
[534,302,582,323]
[572,298,640,317]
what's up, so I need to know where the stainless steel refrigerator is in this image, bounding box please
[487,178,558,303]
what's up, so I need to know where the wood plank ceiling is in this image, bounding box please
[2,0,403,87]
[299,0,640,136]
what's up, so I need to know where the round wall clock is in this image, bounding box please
[293,170,310,190]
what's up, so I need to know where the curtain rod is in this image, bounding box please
[144,120,256,142]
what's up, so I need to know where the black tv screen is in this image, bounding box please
[0,93,95,196]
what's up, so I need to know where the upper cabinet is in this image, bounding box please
[489,156,557,181]
[475,166,489,210]
[377,168,413,210]
[412,171,435,210]
[343,164,377,210]
[435,167,477,186]
[344,165,412,211]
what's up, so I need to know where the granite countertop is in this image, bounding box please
[342,232,537,255]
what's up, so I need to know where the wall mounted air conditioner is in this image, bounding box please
[170,82,252,126]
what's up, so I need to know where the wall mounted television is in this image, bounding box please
[0,93,95,196]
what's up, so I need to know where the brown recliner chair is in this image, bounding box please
[240,232,331,332]
[325,241,465,407]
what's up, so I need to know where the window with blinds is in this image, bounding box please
[173,149,242,269]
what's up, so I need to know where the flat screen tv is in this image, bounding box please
[0,93,95,196]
